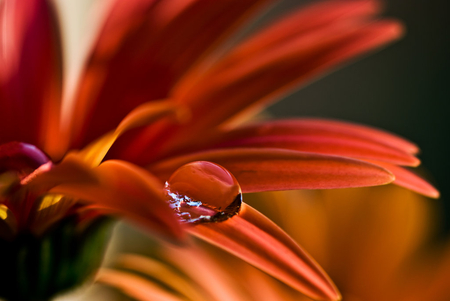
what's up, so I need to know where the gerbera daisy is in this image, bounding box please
[0,0,437,300]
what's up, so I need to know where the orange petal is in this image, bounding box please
[0,0,63,156]
[47,159,185,240]
[190,203,341,301]
[217,118,419,155]
[182,21,404,130]
[120,18,404,163]
[97,269,184,301]
[174,0,382,93]
[368,161,439,198]
[116,254,213,301]
[148,148,395,193]
[70,0,269,147]
[77,100,187,167]
[162,245,252,301]
[180,119,419,167]
[24,154,99,191]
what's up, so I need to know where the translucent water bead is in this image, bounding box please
[165,161,242,224]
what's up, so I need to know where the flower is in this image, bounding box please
[0,0,438,300]
[98,186,450,301]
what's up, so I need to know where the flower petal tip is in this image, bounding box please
[314,282,341,301]
[427,187,440,199]
[383,19,406,40]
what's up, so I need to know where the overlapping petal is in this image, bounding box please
[164,119,420,166]
[110,254,216,301]
[190,203,341,301]
[77,100,186,167]
[70,0,270,147]
[148,148,394,193]
[29,158,184,240]
[366,161,440,198]
[97,269,184,301]
[115,1,404,163]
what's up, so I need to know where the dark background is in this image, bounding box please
[263,0,450,238]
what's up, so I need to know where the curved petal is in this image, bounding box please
[0,0,62,156]
[46,159,185,240]
[171,119,420,167]
[162,245,253,301]
[77,100,187,167]
[190,203,341,301]
[179,20,404,133]
[148,148,395,193]
[213,135,418,166]
[97,269,185,301]
[118,17,404,163]
[115,254,212,301]
[69,0,269,147]
[215,118,419,156]
[367,161,439,198]
[174,0,382,94]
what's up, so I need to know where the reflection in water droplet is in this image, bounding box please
[165,161,242,224]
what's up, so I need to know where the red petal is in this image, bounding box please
[368,161,439,198]
[0,0,62,156]
[175,0,382,93]
[47,159,185,240]
[77,100,186,167]
[171,119,419,166]
[190,203,341,301]
[179,21,404,132]
[69,0,268,147]
[148,148,395,193]
[118,16,404,163]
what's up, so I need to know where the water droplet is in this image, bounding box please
[165,161,242,224]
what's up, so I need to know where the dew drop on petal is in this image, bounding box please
[165,161,242,224]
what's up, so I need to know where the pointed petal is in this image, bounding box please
[70,0,268,146]
[97,269,185,301]
[0,0,62,155]
[190,203,341,301]
[225,0,382,63]
[174,0,382,94]
[295,118,419,155]
[368,161,439,198]
[215,135,418,166]
[148,148,395,193]
[216,118,419,156]
[43,159,185,240]
[119,17,405,163]
[184,119,419,167]
[179,20,404,132]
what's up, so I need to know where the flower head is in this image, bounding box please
[0,0,438,300]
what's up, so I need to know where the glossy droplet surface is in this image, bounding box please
[165,161,242,224]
